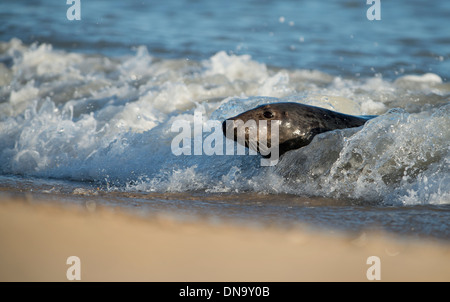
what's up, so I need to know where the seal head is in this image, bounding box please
[222,102,375,157]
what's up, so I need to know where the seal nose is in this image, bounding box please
[222,119,237,139]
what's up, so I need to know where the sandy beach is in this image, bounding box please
[1,194,449,282]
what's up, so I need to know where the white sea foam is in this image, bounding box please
[0,39,449,205]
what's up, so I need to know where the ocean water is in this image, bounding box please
[1,1,449,239]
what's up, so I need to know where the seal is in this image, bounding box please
[222,102,376,157]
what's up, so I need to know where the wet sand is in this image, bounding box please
[1,194,450,282]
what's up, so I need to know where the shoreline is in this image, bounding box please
[1,195,449,281]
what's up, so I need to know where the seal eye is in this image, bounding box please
[263,111,274,119]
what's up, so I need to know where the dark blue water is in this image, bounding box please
[1,0,449,80]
